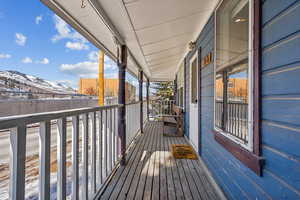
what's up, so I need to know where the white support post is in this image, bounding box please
[57,118,67,200]
[39,121,51,200]
[72,116,80,200]
[82,113,89,200]
[9,124,26,200]
[91,112,97,194]
[98,111,103,185]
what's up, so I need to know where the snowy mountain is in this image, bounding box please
[0,70,76,94]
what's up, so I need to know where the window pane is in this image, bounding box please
[215,0,250,145]
[216,0,249,72]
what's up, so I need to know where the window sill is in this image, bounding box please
[213,129,264,176]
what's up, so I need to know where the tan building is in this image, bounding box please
[216,78,248,102]
[79,78,136,103]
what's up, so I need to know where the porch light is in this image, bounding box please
[235,18,247,23]
[188,41,196,51]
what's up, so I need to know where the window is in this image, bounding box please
[215,0,252,150]
[177,87,184,107]
[214,0,263,175]
[191,56,198,104]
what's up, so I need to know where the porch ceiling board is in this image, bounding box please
[41,0,219,81]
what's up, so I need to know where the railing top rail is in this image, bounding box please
[125,101,141,106]
[0,104,122,130]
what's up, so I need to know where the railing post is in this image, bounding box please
[146,79,149,120]
[9,124,26,200]
[174,75,177,105]
[72,116,80,200]
[139,70,143,133]
[82,113,89,199]
[91,112,97,194]
[39,121,51,200]
[118,45,127,166]
[57,118,67,200]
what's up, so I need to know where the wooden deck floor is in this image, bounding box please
[97,122,222,200]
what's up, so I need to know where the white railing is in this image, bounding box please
[143,100,147,123]
[0,105,121,200]
[125,102,141,147]
[149,100,175,118]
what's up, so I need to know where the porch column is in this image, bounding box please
[139,70,144,133]
[174,75,178,105]
[118,45,127,166]
[146,79,150,120]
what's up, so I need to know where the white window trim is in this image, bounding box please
[190,51,198,105]
[213,0,254,152]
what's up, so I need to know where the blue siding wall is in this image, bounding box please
[184,0,300,199]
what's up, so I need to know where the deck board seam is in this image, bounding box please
[110,123,153,199]
[99,123,150,199]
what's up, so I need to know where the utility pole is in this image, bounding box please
[98,51,105,106]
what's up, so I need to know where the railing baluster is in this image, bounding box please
[82,114,89,200]
[98,111,103,185]
[57,118,67,200]
[91,112,97,194]
[39,121,51,200]
[115,108,118,163]
[104,109,107,178]
[9,124,26,200]
[116,108,120,160]
[108,109,112,172]
[72,116,79,200]
[112,108,116,166]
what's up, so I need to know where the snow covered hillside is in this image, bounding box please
[0,70,76,94]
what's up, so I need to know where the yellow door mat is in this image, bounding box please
[171,144,198,160]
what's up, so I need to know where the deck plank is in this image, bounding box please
[99,123,150,199]
[159,123,168,200]
[134,122,158,199]
[115,123,154,199]
[143,122,160,200]
[108,123,153,199]
[165,132,185,199]
[97,122,222,200]
[169,137,195,200]
[125,122,157,199]
[164,128,177,200]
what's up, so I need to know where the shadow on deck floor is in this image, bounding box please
[96,121,224,200]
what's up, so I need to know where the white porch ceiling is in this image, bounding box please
[41,0,219,81]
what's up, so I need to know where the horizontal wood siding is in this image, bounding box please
[184,1,300,199]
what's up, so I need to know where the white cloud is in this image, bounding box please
[16,33,27,46]
[22,57,32,63]
[60,55,118,78]
[105,73,118,79]
[52,15,87,43]
[88,51,99,61]
[60,61,99,78]
[35,15,43,24]
[0,53,11,59]
[65,41,89,50]
[52,15,90,51]
[87,51,117,70]
[36,58,49,64]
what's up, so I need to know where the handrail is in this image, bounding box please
[0,102,148,199]
[0,104,122,130]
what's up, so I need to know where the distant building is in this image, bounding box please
[79,78,136,103]
[216,78,248,102]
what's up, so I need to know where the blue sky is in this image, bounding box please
[0,1,138,89]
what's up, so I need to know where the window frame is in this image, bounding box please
[213,0,263,175]
[190,52,198,105]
